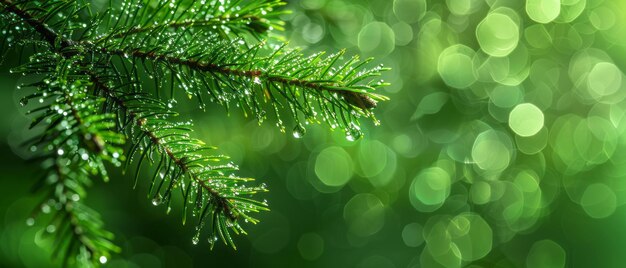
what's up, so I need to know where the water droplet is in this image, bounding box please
[152,195,162,206]
[192,235,200,245]
[57,149,64,156]
[19,98,28,106]
[112,152,120,159]
[292,124,306,139]
[346,123,363,141]
[26,218,35,226]
[167,99,177,109]
[208,236,217,249]
[99,256,108,264]
[46,224,56,233]
[71,194,80,202]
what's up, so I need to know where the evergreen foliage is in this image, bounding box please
[0,0,387,266]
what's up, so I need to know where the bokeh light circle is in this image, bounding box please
[409,167,451,211]
[509,103,545,137]
[470,181,492,205]
[438,45,477,89]
[402,223,425,247]
[393,0,427,23]
[587,62,622,98]
[472,130,513,172]
[476,12,520,57]
[526,240,566,268]
[448,213,493,261]
[556,0,587,23]
[358,22,395,56]
[315,146,353,187]
[343,193,386,237]
[446,0,481,16]
[526,0,561,23]
[580,183,617,219]
[589,7,616,31]
[297,233,325,260]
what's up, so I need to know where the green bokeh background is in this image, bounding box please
[2,0,626,267]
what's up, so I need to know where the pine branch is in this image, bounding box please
[34,160,119,267]
[19,54,123,265]
[88,0,287,43]
[89,35,388,136]
[3,0,271,250]
[91,71,268,248]
[1,0,69,46]
[80,0,388,137]
[0,0,85,50]
[1,0,389,263]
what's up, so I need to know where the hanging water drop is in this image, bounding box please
[192,235,200,245]
[99,256,108,264]
[152,195,162,206]
[292,124,306,139]
[346,123,363,141]
[167,99,177,109]
[208,236,217,249]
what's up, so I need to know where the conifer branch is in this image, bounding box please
[3,1,268,249]
[97,46,381,96]
[90,72,267,248]
[1,0,62,46]
[36,161,119,267]
[90,37,388,135]
[90,0,286,42]
[1,0,389,264]
[20,54,123,265]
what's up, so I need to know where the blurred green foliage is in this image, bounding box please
[2,0,626,267]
